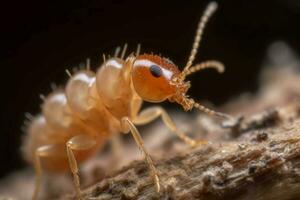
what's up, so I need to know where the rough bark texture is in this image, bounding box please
[64,104,300,200]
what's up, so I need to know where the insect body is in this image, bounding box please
[22,2,231,199]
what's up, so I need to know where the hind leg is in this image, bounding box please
[33,147,43,200]
[66,135,97,200]
[33,144,68,200]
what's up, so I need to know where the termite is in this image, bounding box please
[22,2,232,199]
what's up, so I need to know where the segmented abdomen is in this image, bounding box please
[22,57,142,170]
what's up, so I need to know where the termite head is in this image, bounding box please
[131,2,231,120]
[131,54,190,104]
[131,53,227,118]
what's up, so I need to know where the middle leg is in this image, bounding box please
[133,106,207,147]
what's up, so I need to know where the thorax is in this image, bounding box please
[95,57,143,121]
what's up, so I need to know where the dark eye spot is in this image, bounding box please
[149,65,162,78]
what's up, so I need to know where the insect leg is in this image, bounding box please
[133,106,207,147]
[33,145,67,200]
[66,135,97,200]
[121,117,161,192]
[32,148,43,200]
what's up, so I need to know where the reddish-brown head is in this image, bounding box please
[130,2,231,120]
[131,54,186,102]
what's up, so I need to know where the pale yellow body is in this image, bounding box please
[22,57,142,172]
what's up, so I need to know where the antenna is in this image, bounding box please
[181,2,218,79]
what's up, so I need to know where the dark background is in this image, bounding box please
[0,0,300,178]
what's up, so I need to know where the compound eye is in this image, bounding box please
[149,65,162,78]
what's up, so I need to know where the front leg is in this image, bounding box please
[133,106,206,147]
[121,117,161,192]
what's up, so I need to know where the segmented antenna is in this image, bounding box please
[181,60,224,77]
[182,2,218,78]
[179,97,232,119]
[192,100,232,119]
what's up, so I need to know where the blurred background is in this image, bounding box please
[0,0,300,179]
